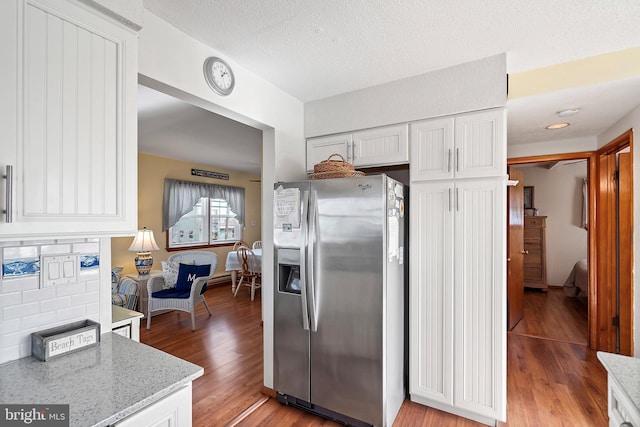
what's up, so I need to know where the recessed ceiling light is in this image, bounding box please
[557,108,580,117]
[546,123,570,130]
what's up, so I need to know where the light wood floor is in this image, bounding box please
[140,284,607,426]
[511,287,589,345]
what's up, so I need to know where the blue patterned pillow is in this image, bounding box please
[175,263,210,292]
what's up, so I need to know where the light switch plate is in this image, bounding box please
[41,254,79,287]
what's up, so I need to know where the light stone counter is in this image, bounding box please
[597,351,640,419]
[0,333,203,426]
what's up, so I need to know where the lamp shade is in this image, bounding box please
[128,227,160,252]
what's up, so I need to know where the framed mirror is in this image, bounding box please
[524,186,534,209]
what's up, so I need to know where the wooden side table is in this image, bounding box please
[126,270,163,319]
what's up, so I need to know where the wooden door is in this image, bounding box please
[618,152,633,355]
[507,167,525,330]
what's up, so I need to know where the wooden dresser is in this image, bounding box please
[524,216,547,289]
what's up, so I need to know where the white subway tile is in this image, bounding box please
[4,302,40,320]
[86,238,99,243]
[21,311,57,330]
[3,246,38,259]
[55,238,87,244]
[79,269,100,281]
[2,331,26,347]
[55,283,86,297]
[0,319,20,334]
[22,287,56,303]
[73,242,100,253]
[86,303,100,317]
[71,291,99,306]
[40,297,71,313]
[56,306,86,322]
[22,240,56,246]
[0,292,21,307]
[1,276,39,293]
[19,341,30,359]
[0,345,20,365]
[40,244,72,255]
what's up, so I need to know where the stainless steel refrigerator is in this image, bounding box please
[273,174,406,427]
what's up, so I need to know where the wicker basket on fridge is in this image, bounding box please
[308,154,365,180]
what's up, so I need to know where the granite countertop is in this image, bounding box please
[0,333,203,426]
[597,351,640,410]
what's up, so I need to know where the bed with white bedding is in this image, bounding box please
[563,259,588,297]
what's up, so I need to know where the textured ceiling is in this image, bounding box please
[144,0,640,102]
[139,0,640,170]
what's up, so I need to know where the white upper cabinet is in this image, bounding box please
[306,124,409,172]
[306,133,352,172]
[411,108,505,181]
[0,0,138,239]
[352,124,408,167]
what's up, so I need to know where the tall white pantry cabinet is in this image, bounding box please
[409,108,507,426]
[0,0,138,239]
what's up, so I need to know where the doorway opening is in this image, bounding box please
[507,152,596,347]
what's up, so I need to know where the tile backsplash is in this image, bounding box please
[0,239,102,364]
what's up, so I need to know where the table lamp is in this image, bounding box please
[128,227,160,275]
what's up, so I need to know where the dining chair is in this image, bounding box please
[233,240,249,251]
[233,246,261,301]
[252,240,262,250]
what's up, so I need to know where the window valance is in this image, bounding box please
[162,179,245,231]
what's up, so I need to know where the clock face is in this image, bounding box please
[203,57,235,96]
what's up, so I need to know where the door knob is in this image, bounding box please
[521,250,529,255]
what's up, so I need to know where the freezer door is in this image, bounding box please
[273,182,310,401]
[309,176,386,426]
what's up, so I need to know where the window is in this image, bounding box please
[163,179,245,250]
[168,197,242,249]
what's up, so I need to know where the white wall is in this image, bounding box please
[517,163,588,285]
[597,104,640,356]
[305,54,507,137]
[137,10,306,388]
[507,136,597,159]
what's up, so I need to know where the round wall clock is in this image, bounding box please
[203,56,235,96]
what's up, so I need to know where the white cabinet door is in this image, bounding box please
[410,117,455,181]
[410,178,506,424]
[453,179,506,422]
[0,0,138,239]
[306,133,352,172]
[410,109,505,181]
[454,109,506,179]
[352,124,409,167]
[410,181,454,406]
[115,383,193,427]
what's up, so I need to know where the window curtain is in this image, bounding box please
[162,179,245,231]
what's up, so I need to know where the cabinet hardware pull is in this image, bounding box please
[3,165,12,223]
[456,187,459,211]
[448,188,452,212]
[447,149,452,172]
[456,148,460,172]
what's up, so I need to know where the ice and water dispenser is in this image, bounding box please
[277,248,301,294]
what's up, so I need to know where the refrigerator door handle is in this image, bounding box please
[300,190,311,331]
[307,190,319,332]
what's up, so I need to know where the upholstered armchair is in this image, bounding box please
[146,251,218,331]
[111,269,139,311]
